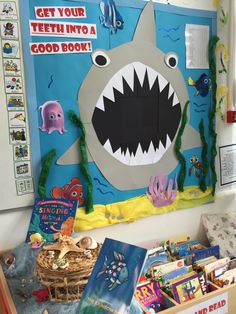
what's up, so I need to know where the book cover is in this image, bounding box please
[78,238,147,314]
[134,281,167,313]
[192,245,220,263]
[159,266,190,285]
[168,240,200,255]
[25,198,78,243]
[139,252,170,283]
[171,272,207,304]
[151,259,185,279]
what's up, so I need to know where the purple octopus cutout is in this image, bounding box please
[39,100,67,134]
[146,173,178,207]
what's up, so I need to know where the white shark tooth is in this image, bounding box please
[124,147,131,164]
[132,143,143,165]
[146,66,158,90]
[168,84,174,99]
[103,139,114,154]
[121,149,129,165]
[133,62,146,87]
[112,71,124,95]
[96,94,105,111]
[113,147,124,164]
[130,152,137,166]
[158,73,168,93]
[153,140,166,163]
[121,64,134,91]
[172,92,180,106]
[102,81,115,103]
[166,134,172,149]
[147,141,156,164]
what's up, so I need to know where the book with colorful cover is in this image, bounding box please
[78,238,147,314]
[171,272,207,304]
[139,252,170,283]
[168,240,200,254]
[25,198,78,243]
[134,281,167,313]
[151,259,185,279]
[159,266,190,286]
[192,245,220,263]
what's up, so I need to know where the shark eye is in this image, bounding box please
[165,52,178,69]
[92,50,110,68]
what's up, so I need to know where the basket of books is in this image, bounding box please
[36,235,101,303]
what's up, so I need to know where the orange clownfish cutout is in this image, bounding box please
[51,177,84,206]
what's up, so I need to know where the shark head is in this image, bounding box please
[58,2,200,190]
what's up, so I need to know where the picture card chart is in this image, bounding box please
[0,0,34,210]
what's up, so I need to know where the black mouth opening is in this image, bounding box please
[92,66,182,160]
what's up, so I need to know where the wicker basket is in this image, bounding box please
[36,236,101,303]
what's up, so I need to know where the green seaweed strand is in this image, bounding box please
[38,149,56,198]
[209,36,219,195]
[69,110,93,214]
[199,119,208,192]
[175,101,189,192]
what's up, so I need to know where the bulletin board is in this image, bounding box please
[2,0,217,226]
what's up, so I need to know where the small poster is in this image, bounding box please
[9,127,26,144]
[13,144,30,161]
[8,111,26,127]
[16,177,34,195]
[3,58,21,76]
[0,2,17,20]
[14,161,31,178]
[5,76,22,93]
[219,144,236,186]
[6,94,24,111]
[185,24,210,69]
[2,40,20,58]
[0,21,18,39]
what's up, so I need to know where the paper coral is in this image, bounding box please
[146,173,178,207]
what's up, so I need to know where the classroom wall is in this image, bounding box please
[1,0,236,250]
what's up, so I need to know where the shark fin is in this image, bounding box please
[57,139,93,165]
[133,1,156,46]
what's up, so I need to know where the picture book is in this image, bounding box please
[139,252,170,283]
[151,259,185,279]
[159,266,190,286]
[168,240,200,255]
[171,272,207,304]
[164,235,191,247]
[134,281,167,313]
[192,245,220,263]
[78,238,147,314]
[25,198,78,243]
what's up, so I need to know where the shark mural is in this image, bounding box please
[58,1,200,190]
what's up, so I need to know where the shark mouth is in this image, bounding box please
[92,61,182,166]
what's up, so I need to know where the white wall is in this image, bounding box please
[2,0,236,250]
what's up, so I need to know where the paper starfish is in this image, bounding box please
[43,235,83,259]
